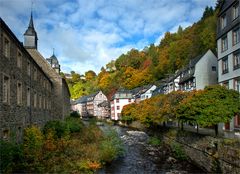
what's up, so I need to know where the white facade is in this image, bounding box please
[140,85,157,100]
[111,98,134,120]
[217,0,240,132]
[194,50,218,89]
[179,49,218,91]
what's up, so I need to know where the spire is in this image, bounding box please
[24,12,37,38]
[24,11,38,49]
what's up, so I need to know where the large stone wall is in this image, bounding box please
[163,129,240,173]
[0,20,53,141]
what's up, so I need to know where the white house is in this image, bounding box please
[110,89,134,120]
[178,49,218,91]
[140,85,157,100]
[217,0,240,132]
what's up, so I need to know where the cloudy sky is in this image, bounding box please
[0,0,216,74]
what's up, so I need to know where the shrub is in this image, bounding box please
[100,130,124,163]
[23,126,43,159]
[43,120,68,138]
[148,136,161,146]
[70,111,80,118]
[0,140,23,173]
[171,142,187,160]
[65,117,83,133]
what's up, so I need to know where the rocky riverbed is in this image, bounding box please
[98,126,204,174]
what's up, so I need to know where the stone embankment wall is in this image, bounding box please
[162,129,240,174]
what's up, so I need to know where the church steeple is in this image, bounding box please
[24,12,38,49]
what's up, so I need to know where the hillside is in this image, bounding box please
[66,6,217,99]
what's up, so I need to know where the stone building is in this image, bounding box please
[24,13,70,121]
[0,18,53,141]
[217,0,240,132]
[0,14,70,141]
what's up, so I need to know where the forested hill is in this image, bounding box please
[65,6,218,100]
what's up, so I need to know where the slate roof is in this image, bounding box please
[219,0,236,15]
[24,12,38,39]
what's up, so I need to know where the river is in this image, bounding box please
[97,124,204,174]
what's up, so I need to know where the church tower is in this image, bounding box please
[24,12,38,49]
[46,52,61,74]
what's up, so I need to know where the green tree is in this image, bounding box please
[177,85,240,136]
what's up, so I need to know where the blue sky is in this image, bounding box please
[0,0,216,74]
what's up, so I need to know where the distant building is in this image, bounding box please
[86,91,108,118]
[178,49,218,91]
[217,0,240,131]
[110,89,134,120]
[46,54,61,74]
[161,73,180,94]
[131,85,156,103]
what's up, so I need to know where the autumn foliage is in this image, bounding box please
[122,86,240,130]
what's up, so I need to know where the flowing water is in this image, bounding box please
[97,124,204,174]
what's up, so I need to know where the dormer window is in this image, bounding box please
[221,14,227,29]
[233,2,239,20]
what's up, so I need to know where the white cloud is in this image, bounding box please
[0,0,217,74]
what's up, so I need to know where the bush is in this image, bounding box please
[0,140,23,173]
[65,117,83,133]
[148,136,161,146]
[43,121,68,138]
[171,142,187,160]
[70,111,80,118]
[100,130,124,163]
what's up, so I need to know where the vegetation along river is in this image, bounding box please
[97,124,204,174]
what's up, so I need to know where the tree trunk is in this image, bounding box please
[197,123,199,133]
[181,121,184,131]
[215,124,218,136]
[163,121,166,127]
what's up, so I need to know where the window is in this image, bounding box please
[222,57,229,74]
[27,61,30,76]
[116,99,119,103]
[43,96,45,109]
[34,92,37,108]
[117,106,120,110]
[3,75,10,104]
[212,66,217,71]
[17,50,22,68]
[233,27,240,45]
[33,67,37,80]
[221,36,228,52]
[234,78,240,93]
[233,3,239,20]
[27,87,30,106]
[3,36,10,58]
[221,14,227,29]
[3,130,9,139]
[17,82,22,105]
[233,50,240,70]
[39,95,42,109]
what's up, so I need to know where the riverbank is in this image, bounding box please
[110,120,240,173]
[98,123,204,174]
[0,117,124,174]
